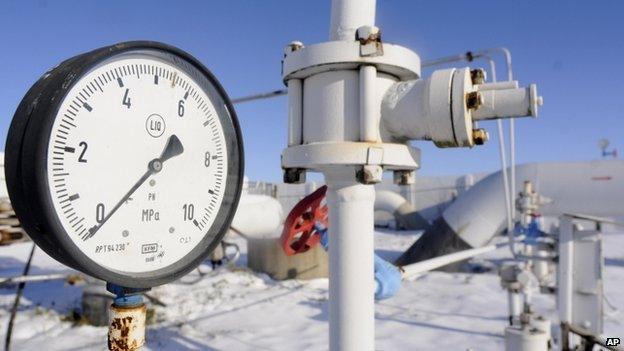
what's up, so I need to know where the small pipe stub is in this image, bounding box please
[107,283,148,351]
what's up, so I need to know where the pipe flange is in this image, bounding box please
[451,68,476,147]
[282,41,421,82]
[281,142,420,171]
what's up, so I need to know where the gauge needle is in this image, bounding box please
[82,135,184,241]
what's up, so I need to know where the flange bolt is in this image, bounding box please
[284,41,304,55]
[283,168,306,184]
[356,25,381,43]
[472,128,489,145]
[470,69,487,85]
[466,91,484,110]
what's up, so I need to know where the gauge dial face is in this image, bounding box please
[45,52,230,273]
[6,42,242,287]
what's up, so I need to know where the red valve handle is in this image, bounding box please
[280,185,328,256]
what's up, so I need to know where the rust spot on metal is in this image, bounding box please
[108,304,146,351]
[109,316,134,350]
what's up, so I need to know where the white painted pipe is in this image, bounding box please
[557,215,574,324]
[231,194,283,238]
[401,244,501,279]
[472,85,541,120]
[0,273,72,285]
[325,167,375,351]
[287,79,303,146]
[329,0,376,41]
[375,190,429,230]
[476,81,519,91]
[484,57,516,258]
[375,190,409,213]
[396,160,624,266]
[359,65,379,142]
[508,291,522,325]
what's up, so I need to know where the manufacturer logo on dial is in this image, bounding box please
[146,114,165,138]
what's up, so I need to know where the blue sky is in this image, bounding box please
[1,1,622,181]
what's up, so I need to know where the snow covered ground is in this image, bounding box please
[0,229,622,350]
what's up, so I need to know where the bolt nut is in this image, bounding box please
[283,168,306,184]
[357,165,383,184]
[470,69,487,85]
[465,91,483,110]
[356,25,381,43]
[393,170,415,185]
[284,41,304,55]
[472,128,489,145]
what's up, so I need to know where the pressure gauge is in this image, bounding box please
[5,41,243,288]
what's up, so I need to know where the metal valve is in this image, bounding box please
[381,67,543,148]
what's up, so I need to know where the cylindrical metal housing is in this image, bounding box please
[504,326,549,351]
[303,70,396,144]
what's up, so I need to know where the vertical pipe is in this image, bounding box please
[510,120,516,215]
[325,167,375,351]
[508,291,522,325]
[558,216,574,325]
[359,65,378,142]
[326,1,376,349]
[330,0,376,41]
[486,58,514,255]
[287,79,303,146]
[500,49,517,228]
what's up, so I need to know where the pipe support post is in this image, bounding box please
[324,167,376,351]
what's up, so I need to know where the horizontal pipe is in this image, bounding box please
[473,85,540,120]
[476,81,518,91]
[401,242,507,279]
[231,89,287,104]
[0,273,74,286]
[567,323,623,351]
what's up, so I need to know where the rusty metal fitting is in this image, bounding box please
[357,165,383,184]
[470,69,487,85]
[393,170,415,185]
[356,25,381,43]
[356,25,383,57]
[108,303,146,351]
[283,168,306,184]
[466,91,483,110]
[472,128,489,145]
[284,41,304,56]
